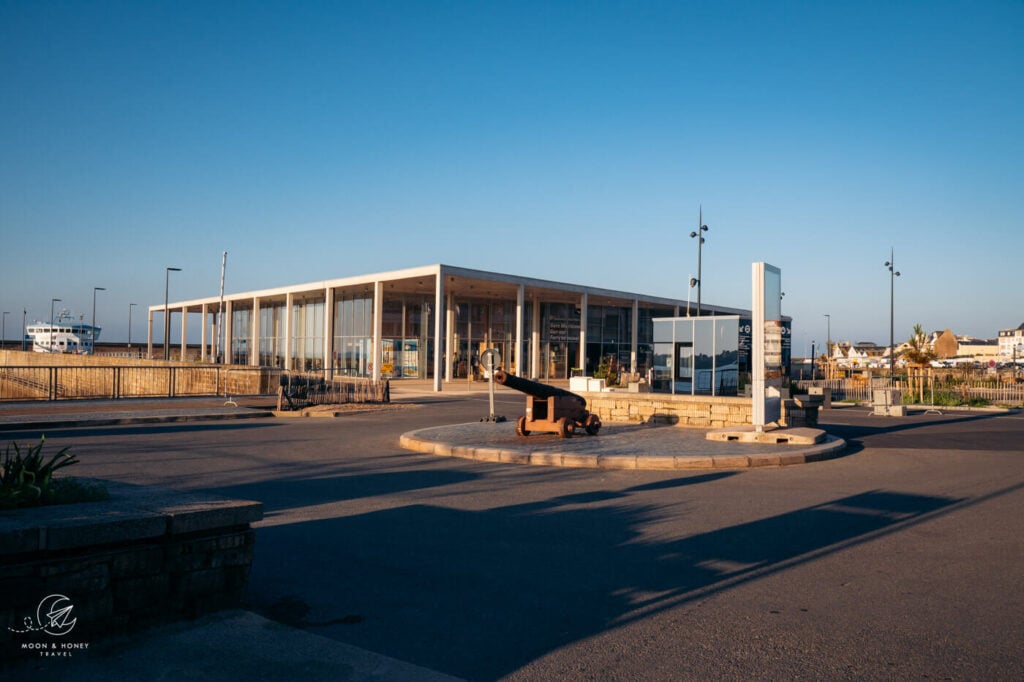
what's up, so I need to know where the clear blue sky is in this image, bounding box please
[2,1,1022,351]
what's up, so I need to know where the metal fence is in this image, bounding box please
[277,373,390,410]
[0,365,282,402]
[797,377,1024,406]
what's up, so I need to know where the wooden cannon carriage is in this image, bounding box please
[493,370,601,438]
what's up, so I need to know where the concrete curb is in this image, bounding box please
[0,410,274,432]
[399,426,847,470]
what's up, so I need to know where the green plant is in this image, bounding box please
[594,355,619,386]
[0,436,79,509]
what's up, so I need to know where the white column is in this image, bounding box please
[579,292,588,374]
[212,308,219,363]
[631,299,639,374]
[515,284,524,376]
[372,281,383,382]
[324,287,334,378]
[284,293,293,371]
[147,310,154,359]
[445,291,454,384]
[201,304,209,362]
[179,307,188,362]
[434,275,446,391]
[224,300,233,365]
[531,298,541,379]
[251,296,260,366]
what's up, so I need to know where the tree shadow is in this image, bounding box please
[207,467,484,512]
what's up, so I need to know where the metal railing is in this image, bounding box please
[0,365,282,402]
[278,373,390,410]
[797,377,1024,406]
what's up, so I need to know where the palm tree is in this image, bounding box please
[902,324,937,402]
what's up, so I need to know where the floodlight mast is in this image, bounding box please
[884,249,901,385]
[689,206,709,316]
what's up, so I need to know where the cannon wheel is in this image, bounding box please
[584,414,601,436]
[557,417,575,438]
[516,416,531,437]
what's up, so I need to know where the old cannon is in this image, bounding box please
[493,370,601,438]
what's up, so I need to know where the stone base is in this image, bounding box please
[1,480,262,656]
[706,426,826,445]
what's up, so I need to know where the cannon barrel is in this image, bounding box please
[493,370,583,403]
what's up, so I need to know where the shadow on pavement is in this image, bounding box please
[240,478,961,680]
[821,410,1020,452]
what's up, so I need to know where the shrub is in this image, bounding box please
[594,355,620,386]
[0,436,84,509]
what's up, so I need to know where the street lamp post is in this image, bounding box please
[824,314,831,359]
[50,298,62,353]
[91,287,106,355]
[2,311,8,350]
[128,303,137,351]
[164,267,181,361]
[824,313,831,379]
[689,207,709,316]
[884,249,901,385]
[810,340,816,381]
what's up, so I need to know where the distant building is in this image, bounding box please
[958,337,999,360]
[831,341,886,369]
[998,323,1024,357]
[932,329,958,359]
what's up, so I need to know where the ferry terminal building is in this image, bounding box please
[148,263,784,392]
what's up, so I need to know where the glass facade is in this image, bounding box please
[584,304,655,378]
[451,300,514,379]
[230,306,251,366]
[382,296,432,379]
[291,298,324,371]
[333,293,372,376]
[653,316,740,395]
[259,302,286,368]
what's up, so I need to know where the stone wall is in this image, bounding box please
[0,480,262,657]
[0,351,279,400]
[584,392,753,427]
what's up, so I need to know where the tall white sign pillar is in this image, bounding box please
[752,262,783,431]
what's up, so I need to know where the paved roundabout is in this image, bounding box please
[400,421,847,470]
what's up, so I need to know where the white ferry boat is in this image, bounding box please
[25,311,101,354]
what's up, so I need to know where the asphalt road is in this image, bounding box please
[6,394,1023,681]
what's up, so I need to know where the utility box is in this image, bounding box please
[808,386,832,408]
[873,388,905,416]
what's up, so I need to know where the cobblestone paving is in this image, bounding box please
[413,421,794,456]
